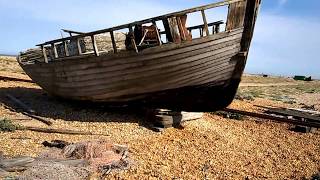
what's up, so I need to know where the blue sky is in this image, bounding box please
[0,0,319,78]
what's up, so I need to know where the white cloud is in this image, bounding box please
[246,12,320,78]
[0,0,176,30]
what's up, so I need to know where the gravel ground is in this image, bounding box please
[0,58,319,179]
[0,79,319,179]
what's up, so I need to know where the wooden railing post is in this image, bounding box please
[128,26,138,53]
[51,43,58,59]
[64,41,69,57]
[91,35,99,56]
[215,24,220,34]
[41,45,48,63]
[152,21,162,46]
[199,28,203,37]
[110,31,117,53]
[201,10,210,36]
[76,38,82,55]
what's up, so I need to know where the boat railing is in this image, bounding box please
[35,0,244,63]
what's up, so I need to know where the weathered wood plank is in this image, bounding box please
[77,38,82,55]
[41,45,48,63]
[27,49,237,99]
[91,35,100,56]
[0,157,35,171]
[48,50,238,93]
[231,0,261,79]
[129,26,139,53]
[110,31,118,53]
[31,29,244,74]
[223,108,320,128]
[53,53,237,98]
[226,1,247,30]
[152,21,162,46]
[201,10,210,36]
[64,41,69,57]
[51,43,58,59]
[31,38,241,87]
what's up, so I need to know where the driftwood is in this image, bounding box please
[6,94,52,126]
[256,105,320,122]
[0,75,33,83]
[0,157,35,172]
[223,108,320,128]
[0,157,87,173]
[22,126,107,136]
[21,112,53,126]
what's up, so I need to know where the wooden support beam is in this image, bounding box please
[152,21,162,46]
[76,38,82,55]
[51,43,58,59]
[91,35,99,56]
[64,41,69,57]
[110,31,117,53]
[176,17,187,41]
[128,26,138,53]
[40,45,48,63]
[199,28,203,37]
[215,24,221,34]
[201,10,210,36]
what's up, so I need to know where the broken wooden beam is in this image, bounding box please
[91,35,99,56]
[22,126,107,136]
[201,10,210,36]
[0,157,35,172]
[0,75,33,83]
[256,105,320,122]
[223,108,320,128]
[110,31,118,53]
[40,45,48,63]
[128,26,139,53]
[21,112,53,126]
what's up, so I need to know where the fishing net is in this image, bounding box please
[19,140,130,179]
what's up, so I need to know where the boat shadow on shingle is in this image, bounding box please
[0,86,161,130]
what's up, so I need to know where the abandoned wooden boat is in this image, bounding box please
[18,0,261,112]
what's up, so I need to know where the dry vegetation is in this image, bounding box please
[0,56,24,74]
[0,56,319,179]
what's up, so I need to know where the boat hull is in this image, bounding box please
[20,28,244,111]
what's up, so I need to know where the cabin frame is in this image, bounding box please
[34,0,260,64]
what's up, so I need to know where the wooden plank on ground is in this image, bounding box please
[223,108,320,128]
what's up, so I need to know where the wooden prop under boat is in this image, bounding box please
[18,0,261,112]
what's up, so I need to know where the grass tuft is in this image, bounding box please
[0,118,20,132]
